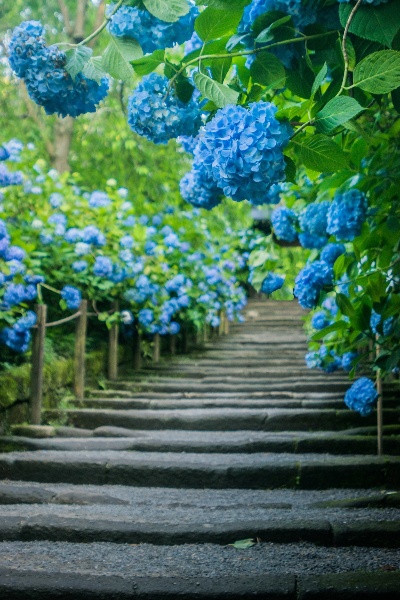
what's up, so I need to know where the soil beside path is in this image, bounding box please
[0,299,399,599]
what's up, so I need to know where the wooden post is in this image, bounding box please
[153,332,161,363]
[74,299,87,401]
[169,335,176,355]
[224,315,230,335]
[218,312,225,336]
[132,327,142,371]
[376,338,383,456]
[30,304,47,425]
[202,324,208,343]
[108,302,119,381]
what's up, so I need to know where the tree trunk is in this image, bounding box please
[53,117,75,173]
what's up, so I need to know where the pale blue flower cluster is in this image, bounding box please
[261,273,284,294]
[196,103,290,204]
[89,191,111,209]
[61,285,81,310]
[299,201,329,249]
[294,261,333,309]
[344,377,378,416]
[108,3,198,54]
[320,243,345,265]
[271,206,298,242]
[0,164,23,187]
[0,310,37,353]
[128,73,202,144]
[8,21,108,117]
[311,310,331,330]
[180,155,223,210]
[327,189,368,241]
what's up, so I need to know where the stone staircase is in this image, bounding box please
[0,299,399,598]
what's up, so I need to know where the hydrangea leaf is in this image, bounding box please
[292,135,348,173]
[339,2,400,48]
[102,37,142,81]
[131,50,165,76]
[336,292,355,318]
[310,320,348,341]
[311,62,328,100]
[353,50,400,94]
[194,71,239,107]
[255,15,291,43]
[65,46,92,80]
[142,0,189,23]
[82,57,108,84]
[196,0,251,9]
[210,57,232,83]
[195,8,243,42]
[250,51,286,89]
[315,97,364,134]
[284,155,296,183]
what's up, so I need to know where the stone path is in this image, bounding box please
[0,300,400,599]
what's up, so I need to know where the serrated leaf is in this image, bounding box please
[315,96,364,134]
[143,0,189,23]
[250,51,285,88]
[311,62,328,99]
[102,36,142,80]
[339,2,400,48]
[310,320,348,341]
[195,8,243,42]
[255,15,291,43]
[292,135,348,173]
[194,71,239,107]
[65,46,92,80]
[353,50,400,94]
[131,49,165,76]
[82,56,108,83]
[284,155,296,183]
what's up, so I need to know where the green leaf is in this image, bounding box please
[315,97,364,134]
[131,49,165,76]
[339,2,400,48]
[143,0,189,22]
[102,36,142,80]
[175,78,195,103]
[195,8,243,42]
[250,51,285,88]
[255,15,291,43]
[198,0,251,8]
[310,320,348,341]
[194,71,239,107]
[353,50,400,94]
[292,135,348,173]
[229,538,256,549]
[65,46,92,80]
[311,62,328,99]
[82,56,108,83]
[336,292,355,317]
[210,57,232,83]
[284,155,296,183]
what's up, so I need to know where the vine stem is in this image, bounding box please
[338,0,363,96]
[58,0,124,48]
[167,31,338,93]
[40,282,61,295]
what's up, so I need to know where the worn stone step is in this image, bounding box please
[2,432,400,455]
[44,407,400,432]
[88,389,345,400]
[0,512,399,547]
[1,564,400,599]
[112,381,352,394]
[1,451,399,489]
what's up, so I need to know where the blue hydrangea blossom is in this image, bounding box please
[294,261,333,309]
[261,273,285,294]
[271,206,298,242]
[344,377,378,416]
[327,189,368,241]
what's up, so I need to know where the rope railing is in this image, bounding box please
[29,299,229,426]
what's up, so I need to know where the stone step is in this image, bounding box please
[111,381,353,394]
[45,407,400,432]
[121,374,350,385]
[88,390,345,400]
[1,560,400,599]
[1,451,399,489]
[2,432,400,455]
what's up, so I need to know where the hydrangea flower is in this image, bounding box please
[197,102,291,204]
[120,310,134,325]
[93,256,113,277]
[82,225,106,246]
[3,139,24,162]
[261,273,285,294]
[184,31,203,54]
[0,311,36,353]
[311,311,331,330]
[4,245,26,262]
[239,0,317,34]
[61,285,81,310]
[0,146,10,161]
[128,73,202,144]
[0,164,23,187]
[49,192,64,208]
[320,243,345,265]
[299,232,328,249]
[138,308,154,329]
[8,21,109,117]
[341,352,358,371]
[299,201,329,236]
[327,189,368,241]
[72,260,88,273]
[89,191,111,208]
[169,321,181,335]
[370,310,394,336]
[180,160,223,210]
[294,261,333,309]
[177,135,198,155]
[344,377,378,416]
[75,242,91,256]
[271,206,298,242]
[108,3,198,54]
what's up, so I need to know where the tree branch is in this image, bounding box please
[57,0,73,37]
[19,82,55,160]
